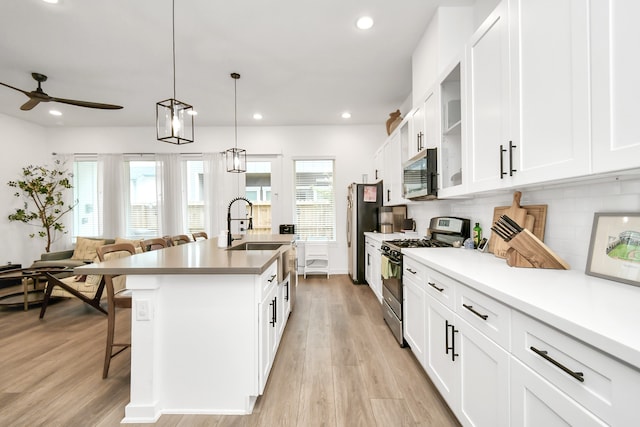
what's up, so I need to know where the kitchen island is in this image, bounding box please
[76,234,295,424]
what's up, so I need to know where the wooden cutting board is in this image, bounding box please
[489,192,547,258]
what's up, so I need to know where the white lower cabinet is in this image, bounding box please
[365,236,382,302]
[276,274,291,342]
[404,254,640,426]
[258,266,278,393]
[510,358,606,426]
[424,293,510,427]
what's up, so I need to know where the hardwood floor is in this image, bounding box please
[0,275,459,427]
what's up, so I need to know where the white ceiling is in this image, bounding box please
[0,0,474,128]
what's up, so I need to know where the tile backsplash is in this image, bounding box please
[406,175,640,271]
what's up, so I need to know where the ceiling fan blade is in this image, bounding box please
[0,81,30,96]
[20,98,42,111]
[51,97,123,110]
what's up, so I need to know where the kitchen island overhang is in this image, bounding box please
[76,235,295,424]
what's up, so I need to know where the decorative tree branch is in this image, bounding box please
[7,160,77,253]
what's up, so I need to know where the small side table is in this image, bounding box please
[0,266,70,311]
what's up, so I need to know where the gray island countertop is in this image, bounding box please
[75,234,295,276]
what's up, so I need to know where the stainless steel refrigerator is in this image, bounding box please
[347,182,382,284]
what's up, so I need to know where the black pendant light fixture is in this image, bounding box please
[226,72,246,173]
[156,0,194,145]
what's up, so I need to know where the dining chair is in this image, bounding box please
[40,270,107,318]
[192,231,208,241]
[171,234,191,245]
[140,237,168,252]
[96,242,136,379]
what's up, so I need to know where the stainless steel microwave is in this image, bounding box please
[402,148,438,200]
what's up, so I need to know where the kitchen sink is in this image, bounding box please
[226,242,285,251]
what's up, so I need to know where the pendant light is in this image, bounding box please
[156,0,194,145]
[226,72,246,173]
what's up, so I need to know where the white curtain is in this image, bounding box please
[203,152,231,236]
[157,153,185,236]
[98,153,125,238]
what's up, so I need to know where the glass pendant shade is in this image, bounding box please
[226,147,247,173]
[156,98,194,144]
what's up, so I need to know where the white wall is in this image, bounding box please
[0,114,52,267]
[43,123,384,274]
[406,175,640,272]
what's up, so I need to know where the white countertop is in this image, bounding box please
[403,247,640,370]
[76,234,294,275]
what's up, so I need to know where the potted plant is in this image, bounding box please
[7,160,77,253]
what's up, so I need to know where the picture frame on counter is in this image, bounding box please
[586,212,640,287]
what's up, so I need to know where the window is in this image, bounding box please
[126,160,159,238]
[245,161,272,233]
[185,159,205,233]
[294,159,335,240]
[73,158,100,237]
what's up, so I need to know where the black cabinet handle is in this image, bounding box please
[375,169,379,180]
[530,346,584,382]
[445,320,459,361]
[499,144,507,179]
[407,268,417,275]
[367,253,370,266]
[269,298,276,327]
[387,189,390,202]
[463,303,488,320]
[509,140,517,176]
[428,282,444,292]
[285,281,289,301]
[268,274,277,283]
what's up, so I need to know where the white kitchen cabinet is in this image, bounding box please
[276,274,291,342]
[382,131,405,206]
[590,0,640,173]
[425,293,458,405]
[408,104,425,160]
[403,257,427,368]
[373,145,384,183]
[365,236,382,302]
[510,358,607,427]
[467,0,590,193]
[511,310,640,426]
[258,261,279,393]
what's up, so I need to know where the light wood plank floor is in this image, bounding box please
[0,275,459,427]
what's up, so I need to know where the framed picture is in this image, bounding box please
[363,185,377,202]
[586,212,640,286]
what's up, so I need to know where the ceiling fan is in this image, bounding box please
[0,72,123,111]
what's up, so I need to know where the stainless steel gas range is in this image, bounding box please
[381,216,470,346]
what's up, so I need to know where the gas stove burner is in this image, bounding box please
[385,238,451,249]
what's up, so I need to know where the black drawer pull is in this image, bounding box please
[463,304,488,320]
[268,274,277,283]
[428,282,444,292]
[406,268,417,275]
[530,346,584,383]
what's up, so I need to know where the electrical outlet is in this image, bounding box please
[136,299,151,321]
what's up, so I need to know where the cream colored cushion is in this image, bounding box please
[71,237,106,260]
[51,274,102,298]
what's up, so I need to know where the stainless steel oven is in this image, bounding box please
[381,245,403,345]
[381,216,470,347]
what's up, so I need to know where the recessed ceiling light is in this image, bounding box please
[356,16,374,30]
[341,112,351,119]
[188,110,198,116]
[49,110,62,116]
[253,113,263,120]
[42,0,60,4]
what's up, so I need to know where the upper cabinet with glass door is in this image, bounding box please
[438,60,466,197]
[466,0,590,193]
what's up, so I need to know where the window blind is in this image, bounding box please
[294,160,335,240]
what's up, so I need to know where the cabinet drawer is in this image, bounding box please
[403,257,425,283]
[512,310,640,426]
[424,266,456,311]
[260,260,278,296]
[456,284,510,350]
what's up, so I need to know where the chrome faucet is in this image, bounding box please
[227,196,254,246]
